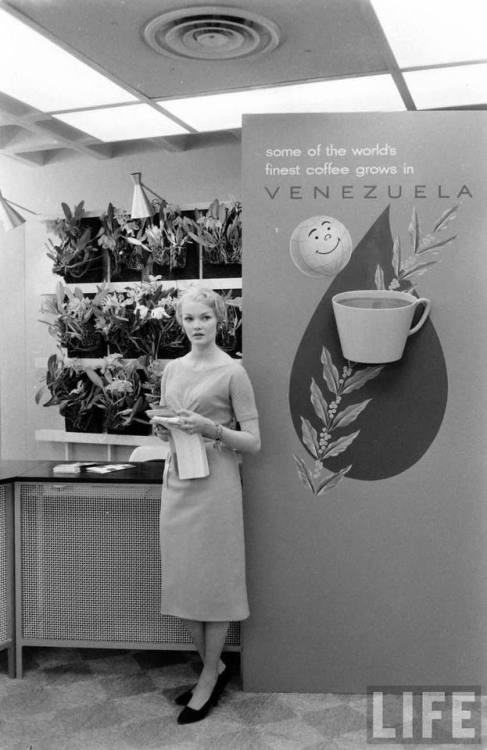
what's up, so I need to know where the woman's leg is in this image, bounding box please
[187,620,230,710]
[180,619,205,661]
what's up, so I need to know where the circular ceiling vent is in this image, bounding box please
[143,6,282,60]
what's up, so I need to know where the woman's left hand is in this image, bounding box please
[175,408,212,436]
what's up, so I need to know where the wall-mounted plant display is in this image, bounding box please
[35,353,105,433]
[85,354,151,435]
[127,202,199,280]
[45,201,104,283]
[216,289,242,357]
[92,280,186,359]
[189,199,242,278]
[40,281,107,357]
[97,203,143,282]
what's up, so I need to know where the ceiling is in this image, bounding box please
[0,0,485,167]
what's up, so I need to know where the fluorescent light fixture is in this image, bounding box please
[405,63,487,109]
[371,0,487,68]
[0,8,136,111]
[53,104,190,142]
[159,75,405,131]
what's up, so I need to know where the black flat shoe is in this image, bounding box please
[175,664,230,706]
[174,686,195,706]
[213,665,231,701]
[177,678,221,725]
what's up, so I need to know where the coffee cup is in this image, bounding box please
[332,290,431,363]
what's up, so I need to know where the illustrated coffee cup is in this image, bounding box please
[332,290,431,364]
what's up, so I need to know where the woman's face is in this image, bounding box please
[181,299,218,347]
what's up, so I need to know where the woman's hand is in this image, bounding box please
[175,408,214,437]
[153,423,170,442]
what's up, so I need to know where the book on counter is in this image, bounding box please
[146,408,209,480]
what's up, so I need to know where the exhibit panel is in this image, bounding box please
[241,112,487,691]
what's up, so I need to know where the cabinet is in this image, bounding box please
[15,481,240,677]
[0,483,15,677]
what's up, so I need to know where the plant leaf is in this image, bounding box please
[84,367,104,389]
[323,430,360,458]
[341,366,384,395]
[399,259,438,280]
[417,234,456,254]
[374,264,385,290]
[392,235,401,276]
[433,204,458,233]
[408,206,420,253]
[320,346,340,395]
[310,378,330,427]
[316,465,352,495]
[333,399,372,429]
[292,454,316,494]
[300,417,319,458]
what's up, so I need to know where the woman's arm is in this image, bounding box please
[175,409,261,455]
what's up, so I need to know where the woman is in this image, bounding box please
[153,286,260,725]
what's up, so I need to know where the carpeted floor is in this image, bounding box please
[0,647,483,750]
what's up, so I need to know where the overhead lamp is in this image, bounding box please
[0,189,37,231]
[130,173,163,219]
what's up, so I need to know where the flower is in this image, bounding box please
[151,306,169,320]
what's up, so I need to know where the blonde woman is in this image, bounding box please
[153,286,260,724]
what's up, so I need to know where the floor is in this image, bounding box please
[0,647,483,750]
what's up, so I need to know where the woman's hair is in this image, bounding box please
[175,285,227,325]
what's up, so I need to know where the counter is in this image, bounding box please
[0,461,240,678]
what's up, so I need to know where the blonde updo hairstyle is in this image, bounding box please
[175,285,227,326]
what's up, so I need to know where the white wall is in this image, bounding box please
[0,140,242,460]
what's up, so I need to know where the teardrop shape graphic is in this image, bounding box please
[289,205,448,481]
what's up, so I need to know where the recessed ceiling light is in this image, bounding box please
[0,8,136,111]
[405,63,487,109]
[53,104,190,142]
[159,76,405,132]
[371,0,487,67]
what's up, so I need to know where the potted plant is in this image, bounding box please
[36,353,104,433]
[97,204,146,281]
[128,202,199,280]
[40,281,106,357]
[45,201,104,283]
[216,291,242,357]
[92,280,182,358]
[85,354,151,435]
[189,199,242,278]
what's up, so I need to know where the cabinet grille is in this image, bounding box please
[0,485,10,643]
[19,483,239,646]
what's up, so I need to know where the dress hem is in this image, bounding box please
[160,607,250,622]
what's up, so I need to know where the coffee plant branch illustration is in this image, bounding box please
[293,204,458,497]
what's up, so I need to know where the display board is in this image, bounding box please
[241,112,487,692]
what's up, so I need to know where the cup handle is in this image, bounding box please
[408,298,431,336]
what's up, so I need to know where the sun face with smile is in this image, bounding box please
[290,215,353,277]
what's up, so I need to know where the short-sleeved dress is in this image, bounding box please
[159,355,258,622]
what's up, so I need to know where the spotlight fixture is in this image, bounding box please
[0,189,37,231]
[130,172,163,219]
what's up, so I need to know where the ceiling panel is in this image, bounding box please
[5,0,389,98]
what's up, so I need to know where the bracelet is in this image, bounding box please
[213,423,223,447]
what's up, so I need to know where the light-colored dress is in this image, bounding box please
[159,355,258,621]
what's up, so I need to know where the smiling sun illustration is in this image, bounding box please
[290,215,353,277]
